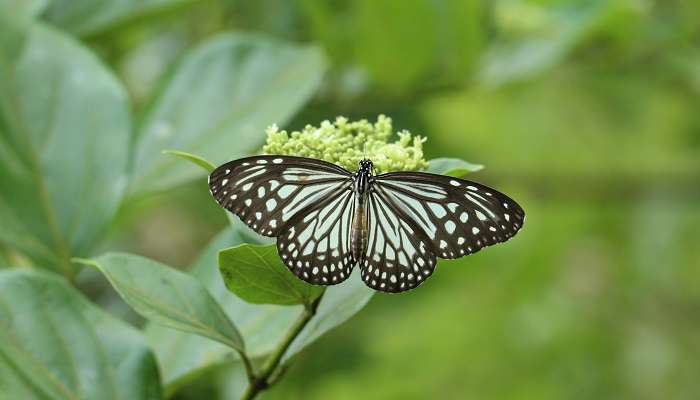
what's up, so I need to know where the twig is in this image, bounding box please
[236,350,256,385]
[240,294,323,400]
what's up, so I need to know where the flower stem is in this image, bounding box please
[240,294,323,400]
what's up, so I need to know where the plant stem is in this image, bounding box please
[240,294,323,400]
[237,350,256,384]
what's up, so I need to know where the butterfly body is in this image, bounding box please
[209,155,525,293]
[350,159,373,262]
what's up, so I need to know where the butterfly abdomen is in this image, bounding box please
[350,194,369,261]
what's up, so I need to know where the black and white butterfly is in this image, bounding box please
[209,156,525,293]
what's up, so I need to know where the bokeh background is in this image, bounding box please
[10,0,700,399]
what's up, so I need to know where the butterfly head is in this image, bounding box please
[359,159,374,175]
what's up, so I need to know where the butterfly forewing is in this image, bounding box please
[360,191,437,292]
[208,156,353,237]
[277,186,356,285]
[373,172,525,261]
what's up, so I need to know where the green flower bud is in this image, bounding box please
[261,115,429,173]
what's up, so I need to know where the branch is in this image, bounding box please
[241,294,323,400]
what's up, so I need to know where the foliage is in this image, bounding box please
[0,270,161,400]
[130,33,325,195]
[219,244,324,306]
[75,253,246,352]
[0,18,129,276]
[1,0,699,399]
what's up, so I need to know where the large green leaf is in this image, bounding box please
[0,269,161,400]
[146,222,375,394]
[0,21,129,274]
[76,252,245,353]
[145,228,299,393]
[219,244,324,306]
[130,33,325,195]
[40,0,196,37]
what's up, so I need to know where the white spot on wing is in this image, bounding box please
[278,185,295,199]
[429,203,447,218]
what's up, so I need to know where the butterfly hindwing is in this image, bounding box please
[208,155,352,237]
[277,186,356,285]
[359,191,437,292]
[373,172,525,260]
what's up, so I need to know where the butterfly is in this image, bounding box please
[209,155,525,293]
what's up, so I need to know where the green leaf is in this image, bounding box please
[219,244,325,306]
[130,33,326,195]
[40,0,197,37]
[0,0,47,18]
[427,157,484,177]
[0,269,161,400]
[145,227,299,392]
[0,22,129,274]
[479,1,630,86]
[75,252,245,353]
[147,223,374,394]
[163,149,215,173]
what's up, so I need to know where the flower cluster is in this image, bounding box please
[262,115,428,173]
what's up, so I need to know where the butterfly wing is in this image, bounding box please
[209,155,356,285]
[375,172,525,258]
[360,172,525,292]
[208,155,353,236]
[276,185,356,285]
[360,191,437,292]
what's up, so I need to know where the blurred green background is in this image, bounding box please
[6,0,700,399]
